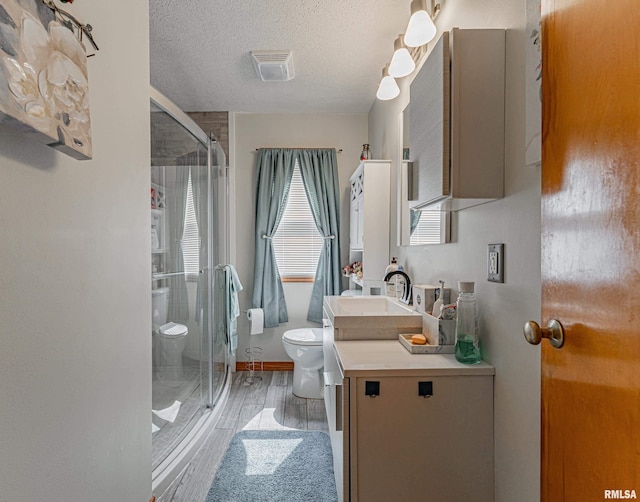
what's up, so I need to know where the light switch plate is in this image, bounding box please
[488,243,504,283]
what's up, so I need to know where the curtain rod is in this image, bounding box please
[254,148,342,152]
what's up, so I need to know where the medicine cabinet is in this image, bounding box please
[408,28,506,211]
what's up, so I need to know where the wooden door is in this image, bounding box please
[541,0,640,500]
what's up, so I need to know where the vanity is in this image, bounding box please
[323,296,495,502]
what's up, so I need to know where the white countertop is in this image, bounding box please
[334,340,495,377]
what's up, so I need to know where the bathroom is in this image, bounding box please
[0,1,637,502]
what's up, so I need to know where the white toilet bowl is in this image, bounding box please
[155,321,189,381]
[282,328,324,399]
[152,284,189,383]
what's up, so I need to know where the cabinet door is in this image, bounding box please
[354,195,364,249]
[323,341,349,502]
[351,375,493,502]
[349,197,362,251]
[410,31,450,208]
[349,169,364,251]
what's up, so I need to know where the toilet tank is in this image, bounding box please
[152,287,169,330]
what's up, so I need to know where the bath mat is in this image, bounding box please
[205,430,338,502]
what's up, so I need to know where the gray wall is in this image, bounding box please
[0,2,152,501]
[368,1,541,501]
[232,113,367,361]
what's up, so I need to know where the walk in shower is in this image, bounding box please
[150,88,230,493]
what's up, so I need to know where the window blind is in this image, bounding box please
[272,162,323,279]
[181,170,201,280]
[410,211,442,245]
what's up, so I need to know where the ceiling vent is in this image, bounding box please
[250,50,295,82]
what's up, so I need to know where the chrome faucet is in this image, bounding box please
[383,270,412,304]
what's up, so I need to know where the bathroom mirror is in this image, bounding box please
[398,106,450,246]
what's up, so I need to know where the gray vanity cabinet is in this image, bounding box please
[327,340,495,502]
[350,374,494,502]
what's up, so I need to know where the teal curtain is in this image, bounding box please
[298,149,342,323]
[252,148,295,328]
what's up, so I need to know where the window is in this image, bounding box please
[181,170,201,280]
[410,210,443,245]
[272,162,323,281]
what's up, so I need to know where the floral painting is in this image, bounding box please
[0,0,91,160]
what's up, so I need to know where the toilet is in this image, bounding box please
[282,328,324,399]
[152,287,188,381]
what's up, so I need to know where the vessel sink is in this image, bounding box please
[324,296,423,341]
[329,296,414,315]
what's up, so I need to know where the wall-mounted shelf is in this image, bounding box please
[348,160,390,295]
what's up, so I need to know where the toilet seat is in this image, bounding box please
[282,328,323,346]
[158,321,188,338]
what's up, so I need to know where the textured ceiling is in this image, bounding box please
[149,0,411,114]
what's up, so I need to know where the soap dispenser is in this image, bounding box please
[432,280,446,317]
[384,258,400,297]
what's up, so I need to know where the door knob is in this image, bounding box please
[523,319,564,348]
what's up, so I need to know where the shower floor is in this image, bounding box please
[152,359,206,470]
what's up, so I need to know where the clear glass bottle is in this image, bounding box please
[360,144,371,161]
[454,281,481,364]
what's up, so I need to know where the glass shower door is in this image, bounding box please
[211,140,228,405]
[150,100,217,470]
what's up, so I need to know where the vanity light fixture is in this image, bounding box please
[404,0,439,48]
[376,64,400,101]
[388,34,416,78]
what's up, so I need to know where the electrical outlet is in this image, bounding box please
[488,243,504,283]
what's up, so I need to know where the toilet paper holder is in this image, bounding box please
[245,346,263,384]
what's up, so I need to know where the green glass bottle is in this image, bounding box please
[454,282,481,364]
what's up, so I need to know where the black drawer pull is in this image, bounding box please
[365,381,380,397]
[418,381,433,398]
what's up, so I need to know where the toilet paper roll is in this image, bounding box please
[246,308,264,335]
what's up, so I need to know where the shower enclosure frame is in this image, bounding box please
[150,86,231,496]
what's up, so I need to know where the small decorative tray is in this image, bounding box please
[398,334,455,354]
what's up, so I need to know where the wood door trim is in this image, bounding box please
[235,361,293,372]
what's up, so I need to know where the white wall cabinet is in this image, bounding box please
[349,174,364,251]
[409,28,505,211]
[348,160,390,295]
[325,339,495,502]
[151,182,168,285]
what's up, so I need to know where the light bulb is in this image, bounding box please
[388,35,416,78]
[404,0,437,47]
[376,65,400,101]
